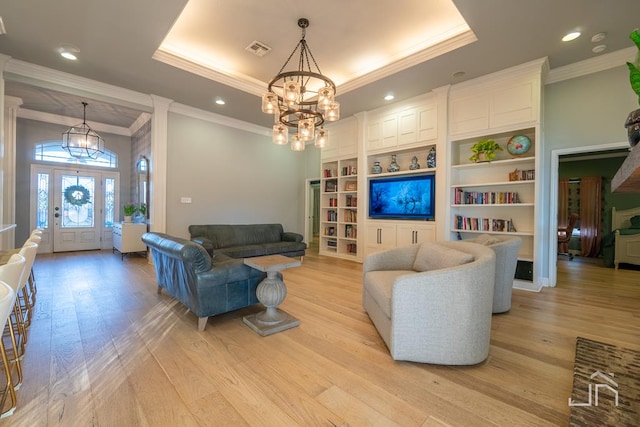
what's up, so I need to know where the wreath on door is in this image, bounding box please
[64,185,91,206]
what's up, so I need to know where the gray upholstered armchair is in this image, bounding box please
[466,234,522,313]
[362,241,496,365]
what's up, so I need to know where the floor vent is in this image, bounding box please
[245,41,272,57]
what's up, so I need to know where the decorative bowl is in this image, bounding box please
[506,135,531,156]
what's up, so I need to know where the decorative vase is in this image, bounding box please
[426,147,436,168]
[372,161,382,174]
[625,108,640,147]
[124,215,132,223]
[427,147,436,168]
[409,156,420,170]
[387,154,400,173]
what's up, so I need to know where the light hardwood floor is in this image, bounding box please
[1,248,638,426]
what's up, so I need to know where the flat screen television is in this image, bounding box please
[368,173,435,220]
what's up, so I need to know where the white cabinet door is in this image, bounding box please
[366,118,383,151]
[365,222,397,255]
[396,223,435,246]
[490,80,536,128]
[398,108,417,146]
[417,104,438,142]
[449,92,490,137]
[323,117,358,160]
[381,114,398,149]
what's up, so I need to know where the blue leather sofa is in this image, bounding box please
[188,224,306,259]
[141,232,271,331]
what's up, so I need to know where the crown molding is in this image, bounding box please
[169,102,271,137]
[153,49,265,97]
[4,95,23,109]
[338,28,477,96]
[451,57,549,92]
[16,108,132,136]
[546,47,635,85]
[4,59,153,111]
[129,112,152,135]
[155,27,476,99]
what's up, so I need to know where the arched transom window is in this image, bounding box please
[34,141,118,168]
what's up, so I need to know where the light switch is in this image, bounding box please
[180,197,192,204]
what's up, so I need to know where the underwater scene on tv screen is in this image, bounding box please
[369,175,434,219]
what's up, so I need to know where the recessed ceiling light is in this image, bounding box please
[452,71,466,79]
[592,44,607,53]
[60,51,77,60]
[384,93,395,101]
[591,32,606,43]
[562,31,581,42]
[215,98,225,105]
[58,44,79,60]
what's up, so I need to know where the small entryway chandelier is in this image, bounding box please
[261,18,339,151]
[62,101,105,159]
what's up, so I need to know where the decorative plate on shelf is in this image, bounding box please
[506,135,531,156]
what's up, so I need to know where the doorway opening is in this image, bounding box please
[304,178,321,253]
[549,141,629,286]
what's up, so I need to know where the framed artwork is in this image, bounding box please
[345,182,357,191]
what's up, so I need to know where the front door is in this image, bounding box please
[53,170,102,252]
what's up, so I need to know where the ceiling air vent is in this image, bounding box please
[245,40,272,57]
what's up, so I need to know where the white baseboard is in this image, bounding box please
[513,279,544,292]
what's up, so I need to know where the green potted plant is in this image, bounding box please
[123,204,137,222]
[469,139,503,162]
[625,28,640,147]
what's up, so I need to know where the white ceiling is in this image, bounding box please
[0,0,639,130]
[155,0,474,97]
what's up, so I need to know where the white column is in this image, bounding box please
[2,96,22,249]
[0,54,16,249]
[149,94,173,233]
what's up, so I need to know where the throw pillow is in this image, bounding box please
[413,242,474,272]
[472,234,501,246]
[630,215,640,229]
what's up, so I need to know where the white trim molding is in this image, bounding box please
[548,141,629,287]
[547,47,635,85]
[149,94,173,234]
[170,102,271,137]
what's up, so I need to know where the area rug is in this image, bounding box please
[569,337,640,426]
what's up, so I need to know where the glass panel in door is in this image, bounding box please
[53,171,102,252]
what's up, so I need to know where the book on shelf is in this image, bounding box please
[508,169,535,181]
[328,197,338,207]
[323,168,337,178]
[454,215,517,232]
[344,224,357,239]
[346,243,357,254]
[453,188,520,204]
[343,209,357,223]
[327,210,337,221]
[341,165,357,176]
[327,240,337,248]
[345,194,357,207]
[324,226,336,236]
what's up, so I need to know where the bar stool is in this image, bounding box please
[0,255,26,389]
[23,235,40,307]
[16,243,36,343]
[0,281,18,418]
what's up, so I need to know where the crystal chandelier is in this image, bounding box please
[62,102,105,159]
[262,18,339,151]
